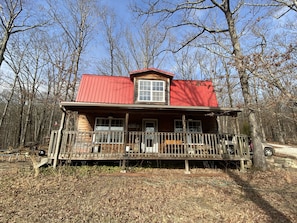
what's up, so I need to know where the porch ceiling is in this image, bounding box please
[60,102,242,117]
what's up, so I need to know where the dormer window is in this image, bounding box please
[138,80,165,102]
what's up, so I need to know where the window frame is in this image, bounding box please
[138,80,165,102]
[174,119,203,144]
[93,117,124,144]
[174,119,202,133]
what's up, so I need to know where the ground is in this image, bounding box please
[272,143,297,159]
[0,161,297,223]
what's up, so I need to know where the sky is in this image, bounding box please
[81,0,134,74]
[1,0,296,79]
[91,0,296,72]
[102,0,131,19]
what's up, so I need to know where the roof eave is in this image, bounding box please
[60,102,242,116]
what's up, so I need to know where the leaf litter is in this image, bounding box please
[0,161,296,223]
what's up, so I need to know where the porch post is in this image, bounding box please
[182,114,187,142]
[182,114,190,174]
[235,117,240,135]
[121,112,129,173]
[182,114,187,149]
[53,108,66,168]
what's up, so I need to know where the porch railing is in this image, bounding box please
[48,130,251,161]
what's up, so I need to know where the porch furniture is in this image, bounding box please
[162,139,183,154]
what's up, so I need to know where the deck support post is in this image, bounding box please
[120,159,127,173]
[185,159,191,174]
[53,108,66,168]
[240,159,245,172]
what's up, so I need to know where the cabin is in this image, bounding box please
[47,68,251,172]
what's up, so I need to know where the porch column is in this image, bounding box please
[182,114,188,147]
[182,114,191,174]
[121,112,129,173]
[235,117,240,135]
[182,114,187,141]
[53,108,66,168]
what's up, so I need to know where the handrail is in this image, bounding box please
[48,130,250,160]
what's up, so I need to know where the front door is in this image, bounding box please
[143,119,158,153]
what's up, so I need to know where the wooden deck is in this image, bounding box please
[48,131,251,163]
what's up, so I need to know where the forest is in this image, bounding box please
[0,0,296,168]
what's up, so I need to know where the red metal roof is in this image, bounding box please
[170,80,218,107]
[76,75,134,104]
[76,74,218,107]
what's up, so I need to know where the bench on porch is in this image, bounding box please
[161,139,216,156]
[161,139,183,154]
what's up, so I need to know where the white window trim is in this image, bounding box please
[138,80,165,102]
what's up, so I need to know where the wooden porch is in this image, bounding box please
[48,131,251,167]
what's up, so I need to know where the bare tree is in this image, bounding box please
[134,0,272,169]
[272,0,297,16]
[96,12,168,75]
[44,35,71,135]
[47,0,97,101]
[96,6,123,76]
[2,29,55,149]
[242,23,297,143]
[0,0,47,67]
[171,46,201,80]
[120,22,169,72]
[0,35,27,130]
[17,32,47,147]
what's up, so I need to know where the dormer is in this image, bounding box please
[129,68,174,105]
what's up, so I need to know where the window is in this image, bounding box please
[174,120,183,132]
[174,120,202,133]
[188,120,202,133]
[174,120,202,144]
[138,80,165,102]
[94,118,124,143]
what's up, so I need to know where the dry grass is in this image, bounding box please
[0,162,296,223]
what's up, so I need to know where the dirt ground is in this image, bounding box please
[0,161,297,223]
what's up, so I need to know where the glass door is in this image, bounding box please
[143,119,158,153]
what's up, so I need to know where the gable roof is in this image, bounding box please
[129,67,175,79]
[76,73,218,107]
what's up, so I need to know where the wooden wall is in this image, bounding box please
[77,114,92,132]
[76,112,218,134]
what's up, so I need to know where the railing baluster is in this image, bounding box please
[48,130,251,163]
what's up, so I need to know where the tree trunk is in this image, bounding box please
[223,1,266,169]
[0,74,18,129]
[0,30,10,67]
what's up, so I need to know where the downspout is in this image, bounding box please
[53,105,66,168]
